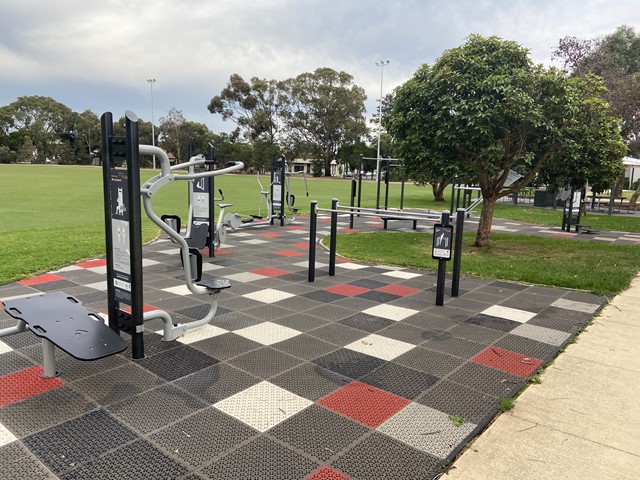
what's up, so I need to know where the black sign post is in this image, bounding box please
[101,111,145,359]
[433,212,452,306]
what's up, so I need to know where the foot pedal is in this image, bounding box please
[196,275,231,292]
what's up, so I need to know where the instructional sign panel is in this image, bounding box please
[110,169,132,304]
[432,224,453,260]
[192,176,210,221]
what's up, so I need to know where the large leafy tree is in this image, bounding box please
[279,68,368,176]
[554,25,640,199]
[390,35,626,246]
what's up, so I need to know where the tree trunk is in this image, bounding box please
[475,196,497,247]
[630,182,640,203]
[432,182,447,202]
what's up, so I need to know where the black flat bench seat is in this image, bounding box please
[382,217,418,230]
[3,292,128,360]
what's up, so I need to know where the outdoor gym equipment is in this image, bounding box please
[223,155,308,230]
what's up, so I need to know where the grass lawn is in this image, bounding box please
[1,164,639,292]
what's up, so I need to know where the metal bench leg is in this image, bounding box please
[41,338,60,378]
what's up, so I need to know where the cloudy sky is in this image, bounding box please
[1,0,638,133]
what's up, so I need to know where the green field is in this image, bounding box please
[1,164,639,293]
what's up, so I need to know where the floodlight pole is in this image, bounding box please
[147,78,156,170]
[375,60,389,209]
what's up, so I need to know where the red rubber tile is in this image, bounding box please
[274,250,305,257]
[0,366,64,407]
[290,242,310,249]
[75,259,107,268]
[250,267,289,277]
[324,284,370,297]
[339,228,359,233]
[18,273,65,286]
[122,303,163,314]
[472,346,543,377]
[202,248,232,255]
[318,218,332,223]
[286,225,306,230]
[318,381,410,428]
[307,466,352,480]
[258,233,284,238]
[375,285,422,297]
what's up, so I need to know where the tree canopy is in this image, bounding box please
[389,34,626,246]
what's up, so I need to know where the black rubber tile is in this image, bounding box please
[31,280,79,292]
[307,323,367,347]
[338,313,395,333]
[108,384,207,434]
[313,348,385,380]
[301,290,345,303]
[138,331,183,357]
[269,404,368,462]
[494,334,557,361]
[332,432,441,480]
[0,330,41,350]
[447,322,506,345]
[270,362,351,401]
[212,311,264,331]
[417,379,499,424]
[0,351,35,376]
[190,332,262,360]
[356,290,400,303]
[0,442,57,479]
[448,362,524,398]
[465,314,520,332]
[271,334,338,360]
[348,278,388,289]
[394,346,466,378]
[201,436,320,480]
[72,362,165,405]
[379,322,434,345]
[150,406,257,468]
[270,313,331,332]
[23,409,137,475]
[139,345,218,381]
[528,306,592,333]
[59,439,189,480]
[0,386,96,437]
[173,303,214,320]
[360,363,439,400]
[422,334,487,359]
[228,347,303,379]
[174,363,259,404]
[498,293,556,313]
[242,304,295,321]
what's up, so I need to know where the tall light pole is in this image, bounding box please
[375,60,389,208]
[146,78,156,169]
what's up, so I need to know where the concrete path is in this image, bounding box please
[445,274,640,480]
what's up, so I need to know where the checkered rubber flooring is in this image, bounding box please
[0,214,607,479]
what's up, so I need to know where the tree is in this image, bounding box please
[208,74,282,145]
[390,35,626,246]
[158,107,188,162]
[0,96,74,163]
[279,68,368,176]
[554,26,640,201]
[71,110,100,165]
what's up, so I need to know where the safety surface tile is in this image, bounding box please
[493,334,558,361]
[324,284,370,296]
[551,297,601,313]
[479,305,536,323]
[510,322,572,346]
[338,312,395,333]
[0,442,57,479]
[272,334,338,360]
[528,305,592,333]
[381,269,423,279]
[422,335,487,359]
[378,402,477,459]
[318,381,410,428]
[306,466,352,480]
[344,333,415,361]
[108,384,207,434]
[214,381,312,432]
[270,362,351,401]
[201,435,320,480]
[242,288,297,304]
[416,379,498,424]
[0,386,96,437]
[149,406,256,468]
[332,432,441,480]
[23,409,137,475]
[313,348,386,380]
[472,345,543,377]
[138,345,218,381]
[174,363,259,404]
[361,304,419,321]
[0,421,16,447]
[465,313,520,332]
[189,332,262,360]
[0,366,63,407]
[228,347,303,379]
[58,439,189,480]
[172,324,228,344]
[269,404,369,462]
[234,321,301,345]
[360,362,439,400]
[448,362,523,398]
[394,346,465,377]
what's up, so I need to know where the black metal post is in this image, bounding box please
[400,172,406,210]
[384,160,390,210]
[450,177,457,213]
[100,112,117,334]
[308,201,317,282]
[451,208,465,297]
[207,144,215,257]
[329,198,338,276]
[435,211,450,306]
[357,155,363,216]
[350,179,356,229]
